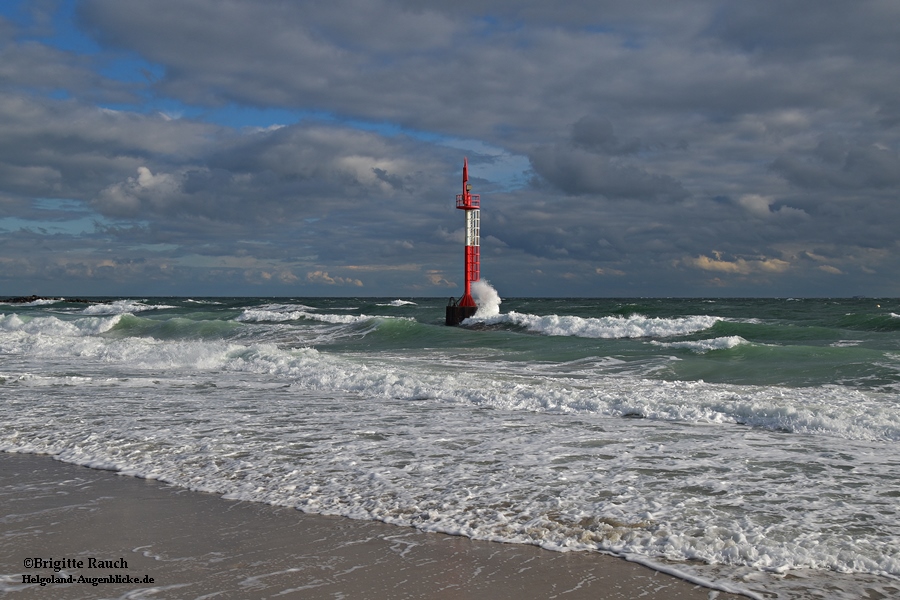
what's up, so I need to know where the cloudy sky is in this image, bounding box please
[2,0,899,297]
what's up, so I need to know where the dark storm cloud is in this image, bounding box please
[2,0,900,295]
[87,120,461,262]
[0,91,220,200]
[528,117,685,200]
[0,80,468,293]
[571,116,641,155]
[529,144,687,200]
[706,1,900,59]
[74,0,898,147]
[97,122,456,230]
[772,138,900,191]
[75,1,732,148]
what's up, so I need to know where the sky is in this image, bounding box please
[1,0,899,298]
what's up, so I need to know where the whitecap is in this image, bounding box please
[236,308,372,324]
[472,311,721,339]
[0,313,122,337]
[652,336,749,353]
[0,297,64,306]
[376,300,417,307]
[82,300,176,315]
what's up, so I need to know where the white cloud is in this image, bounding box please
[686,253,791,275]
[737,194,808,219]
[94,167,182,217]
[737,194,775,218]
[307,270,364,286]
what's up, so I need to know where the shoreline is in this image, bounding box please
[0,452,750,599]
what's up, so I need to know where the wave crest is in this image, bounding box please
[473,311,721,339]
[652,336,749,353]
[82,300,176,315]
[376,300,417,307]
[236,308,373,324]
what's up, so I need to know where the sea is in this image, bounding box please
[1,290,898,599]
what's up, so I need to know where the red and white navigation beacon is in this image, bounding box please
[446,158,481,326]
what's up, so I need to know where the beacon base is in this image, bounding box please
[446,301,477,326]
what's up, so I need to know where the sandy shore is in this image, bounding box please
[1,452,748,599]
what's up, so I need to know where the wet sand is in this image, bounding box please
[1,452,748,599]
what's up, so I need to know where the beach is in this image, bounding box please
[1,452,745,599]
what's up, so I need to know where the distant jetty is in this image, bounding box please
[1,295,104,304]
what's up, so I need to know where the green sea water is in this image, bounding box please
[2,295,899,599]
[221,296,900,391]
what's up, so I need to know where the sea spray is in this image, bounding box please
[471,280,502,318]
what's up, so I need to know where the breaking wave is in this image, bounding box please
[471,311,721,339]
[82,300,177,315]
[376,300,417,307]
[652,336,750,353]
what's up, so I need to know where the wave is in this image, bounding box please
[3,313,895,443]
[652,336,750,353]
[0,313,123,338]
[82,300,177,315]
[235,303,419,328]
[376,299,417,307]
[470,311,721,339]
[107,314,243,341]
[3,331,899,594]
[233,303,324,323]
[836,312,900,332]
[830,340,864,348]
[4,298,899,598]
[237,308,316,322]
[0,297,63,306]
[236,308,375,325]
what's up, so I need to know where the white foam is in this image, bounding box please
[234,303,320,322]
[377,300,417,307]
[82,300,176,315]
[301,312,378,325]
[2,353,897,599]
[0,297,63,306]
[236,309,311,322]
[236,308,373,325]
[0,313,123,337]
[2,302,899,600]
[652,336,749,353]
[3,312,896,442]
[473,311,721,339]
[471,280,502,318]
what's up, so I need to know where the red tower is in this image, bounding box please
[446,158,481,325]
